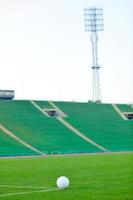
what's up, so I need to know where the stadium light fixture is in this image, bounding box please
[84,7,104,102]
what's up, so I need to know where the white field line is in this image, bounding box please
[0,185,53,189]
[0,188,59,198]
[30,100,49,117]
[0,124,44,156]
[112,104,127,120]
[49,102,108,152]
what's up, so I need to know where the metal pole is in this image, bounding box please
[84,8,103,102]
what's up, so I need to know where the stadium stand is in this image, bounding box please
[117,104,133,112]
[0,100,133,156]
[0,100,102,156]
[54,102,133,152]
[0,129,34,156]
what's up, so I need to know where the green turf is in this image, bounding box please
[0,153,132,200]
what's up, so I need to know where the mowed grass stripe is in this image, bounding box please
[0,153,132,200]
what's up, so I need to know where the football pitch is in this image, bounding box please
[0,153,132,200]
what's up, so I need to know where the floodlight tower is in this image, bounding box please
[84,8,104,102]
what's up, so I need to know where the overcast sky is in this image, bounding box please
[0,0,132,103]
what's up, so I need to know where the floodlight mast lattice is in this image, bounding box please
[84,8,104,102]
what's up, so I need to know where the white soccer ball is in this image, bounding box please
[56,176,69,189]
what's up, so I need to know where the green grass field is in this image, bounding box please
[0,153,133,200]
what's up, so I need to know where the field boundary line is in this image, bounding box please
[48,102,108,152]
[0,185,53,189]
[112,104,127,120]
[0,124,44,156]
[0,188,59,198]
